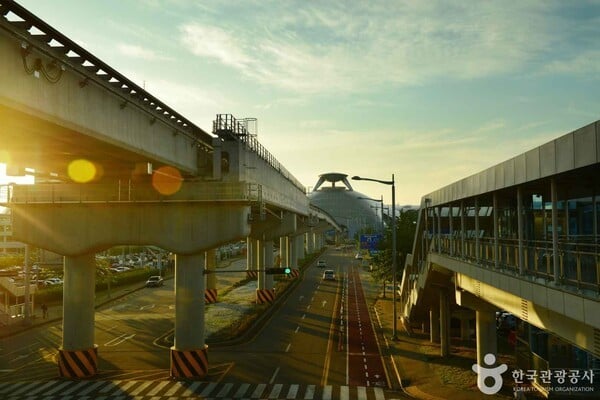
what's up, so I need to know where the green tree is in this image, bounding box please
[370,209,418,296]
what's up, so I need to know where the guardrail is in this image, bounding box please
[213,114,306,194]
[0,181,261,204]
[398,209,600,321]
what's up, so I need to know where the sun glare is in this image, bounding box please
[67,159,97,183]
[152,165,183,196]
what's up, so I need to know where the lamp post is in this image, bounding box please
[352,174,397,340]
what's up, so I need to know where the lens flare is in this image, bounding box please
[152,166,183,195]
[67,159,97,183]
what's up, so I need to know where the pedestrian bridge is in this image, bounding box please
[399,120,600,391]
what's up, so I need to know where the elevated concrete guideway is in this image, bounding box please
[0,1,340,381]
[399,120,600,393]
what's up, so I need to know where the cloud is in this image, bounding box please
[179,24,252,70]
[116,43,170,61]
[542,50,600,76]
[177,1,565,94]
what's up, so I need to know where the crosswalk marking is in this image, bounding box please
[251,382,266,398]
[0,379,394,399]
[341,385,350,400]
[322,385,332,400]
[233,382,251,397]
[181,381,203,396]
[129,380,154,396]
[357,385,367,400]
[286,384,299,399]
[216,382,234,397]
[269,383,283,398]
[304,384,315,399]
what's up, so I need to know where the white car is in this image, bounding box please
[322,270,335,281]
[317,260,327,268]
[44,277,63,286]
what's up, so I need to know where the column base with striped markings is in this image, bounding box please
[246,270,258,279]
[170,345,209,379]
[256,288,276,304]
[58,345,98,378]
[290,268,300,278]
[204,288,218,303]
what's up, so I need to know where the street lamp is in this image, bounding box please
[352,174,398,340]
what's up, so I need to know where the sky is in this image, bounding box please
[5,0,600,205]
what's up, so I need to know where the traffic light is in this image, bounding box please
[265,267,291,275]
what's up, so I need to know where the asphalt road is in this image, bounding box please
[0,250,404,398]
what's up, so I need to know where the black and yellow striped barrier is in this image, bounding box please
[204,288,218,303]
[256,288,276,304]
[58,345,98,378]
[246,270,258,279]
[170,346,209,379]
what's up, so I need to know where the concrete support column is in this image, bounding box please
[59,253,97,378]
[264,240,274,289]
[279,236,289,268]
[294,234,305,265]
[306,232,314,254]
[171,253,208,379]
[432,207,437,252]
[440,289,450,357]
[246,237,253,272]
[475,310,498,368]
[430,305,440,343]
[204,249,218,303]
[257,239,265,290]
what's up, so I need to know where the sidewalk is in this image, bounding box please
[0,279,150,339]
[369,292,544,398]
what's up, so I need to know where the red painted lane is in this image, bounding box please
[346,266,387,387]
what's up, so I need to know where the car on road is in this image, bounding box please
[354,253,363,260]
[43,277,63,286]
[317,260,327,268]
[322,270,335,281]
[145,275,164,287]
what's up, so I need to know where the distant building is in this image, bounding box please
[308,173,380,239]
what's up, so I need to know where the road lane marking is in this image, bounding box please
[199,382,218,396]
[285,343,291,352]
[104,333,136,346]
[302,314,306,319]
[269,367,280,384]
[322,300,327,308]
[295,326,300,333]
[374,387,386,400]
[139,304,155,311]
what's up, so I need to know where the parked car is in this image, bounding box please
[317,260,327,268]
[354,253,363,260]
[44,277,63,286]
[322,270,335,281]
[145,275,164,287]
